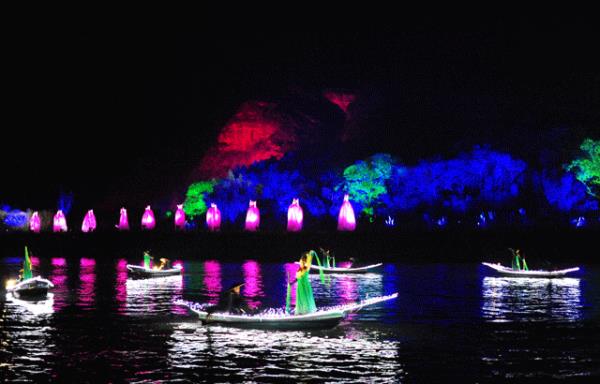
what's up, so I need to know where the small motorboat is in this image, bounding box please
[482,262,580,278]
[296,262,383,274]
[126,264,183,279]
[6,276,54,300]
[177,293,398,330]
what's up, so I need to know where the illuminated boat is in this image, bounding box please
[126,264,183,278]
[6,276,54,300]
[178,293,398,330]
[482,262,580,278]
[296,262,383,274]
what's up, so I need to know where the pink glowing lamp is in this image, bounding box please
[29,211,41,233]
[53,210,68,232]
[287,198,303,232]
[81,209,97,232]
[245,200,260,231]
[141,205,156,230]
[174,204,186,230]
[206,203,221,231]
[117,207,129,230]
[337,194,356,231]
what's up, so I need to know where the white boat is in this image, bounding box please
[6,276,54,299]
[127,264,182,278]
[482,262,580,278]
[177,293,398,330]
[295,262,383,274]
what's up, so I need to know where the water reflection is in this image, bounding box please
[242,260,264,309]
[166,324,404,382]
[125,275,183,316]
[203,260,222,305]
[481,277,582,322]
[5,293,55,316]
[49,258,68,312]
[77,258,96,310]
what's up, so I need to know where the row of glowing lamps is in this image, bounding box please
[27,195,357,233]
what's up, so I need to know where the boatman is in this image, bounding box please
[206,283,251,315]
[509,248,528,271]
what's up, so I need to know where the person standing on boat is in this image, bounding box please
[206,283,251,315]
[157,258,171,271]
[509,248,528,271]
[295,250,317,315]
[143,251,152,269]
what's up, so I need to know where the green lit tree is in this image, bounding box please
[337,153,395,219]
[565,138,600,198]
[183,180,217,218]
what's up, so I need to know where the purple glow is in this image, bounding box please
[174,204,186,229]
[242,260,263,309]
[287,198,303,232]
[337,194,356,231]
[245,200,260,231]
[29,211,41,233]
[117,207,129,230]
[81,209,97,233]
[50,258,68,312]
[115,259,127,313]
[284,262,299,303]
[53,210,68,232]
[78,257,96,309]
[336,276,359,303]
[206,203,221,231]
[203,260,222,304]
[141,205,156,230]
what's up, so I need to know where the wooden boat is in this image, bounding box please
[6,276,54,300]
[178,293,398,330]
[295,262,383,274]
[126,264,182,278]
[482,262,580,278]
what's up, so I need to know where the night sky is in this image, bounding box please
[3,21,598,213]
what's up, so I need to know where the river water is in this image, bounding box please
[1,254,598,382]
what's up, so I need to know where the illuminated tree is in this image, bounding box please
[184,180,216,218]
[566,138,600,198]
[337,153,395,218]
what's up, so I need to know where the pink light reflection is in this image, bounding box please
[115,259,128,313]
[77,257,96,309]
[29,211,41,233]
[170,259,187,315]
[203,260,222,304]
[336,276,359,304]
[287,198,303,232]
[284,262,299,304]
[245,200,260,231]
[337,194,356,231]
[141,205,156,230]
[50,258,68,312]
[242,260,263,309]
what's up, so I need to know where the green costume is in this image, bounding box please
[23,246,33,280]
[143,252,152,269]
[295,251,317,315]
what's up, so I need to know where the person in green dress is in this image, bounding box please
[294,250,317,315]
[509,248,528,271]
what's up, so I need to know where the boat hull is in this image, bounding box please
[7,276,54,300]
[127,265,182,278]
[300,262,383,274]
[482,262,580,278]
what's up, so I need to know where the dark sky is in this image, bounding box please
[3,21,598,213]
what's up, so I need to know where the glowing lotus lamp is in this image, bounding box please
[245,200,260,231]
[287,198,303,232]
[174,204,186,230]
[81,209,97,232]
[116,207,129,230]
[141,206,156,230]
[53,210,68,232]
[29,211,41,233]
[206,203,221,231]
[337,194,356,231]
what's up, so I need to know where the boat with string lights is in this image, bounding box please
[177,293,398,330]
[482,262,580,278]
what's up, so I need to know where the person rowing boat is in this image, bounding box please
[205,283,253,315]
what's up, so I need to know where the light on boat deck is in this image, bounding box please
[5,279,17,289]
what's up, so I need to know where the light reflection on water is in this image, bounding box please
[125,275,184,316]
[167,324,404,383]
[481,277,582,322]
